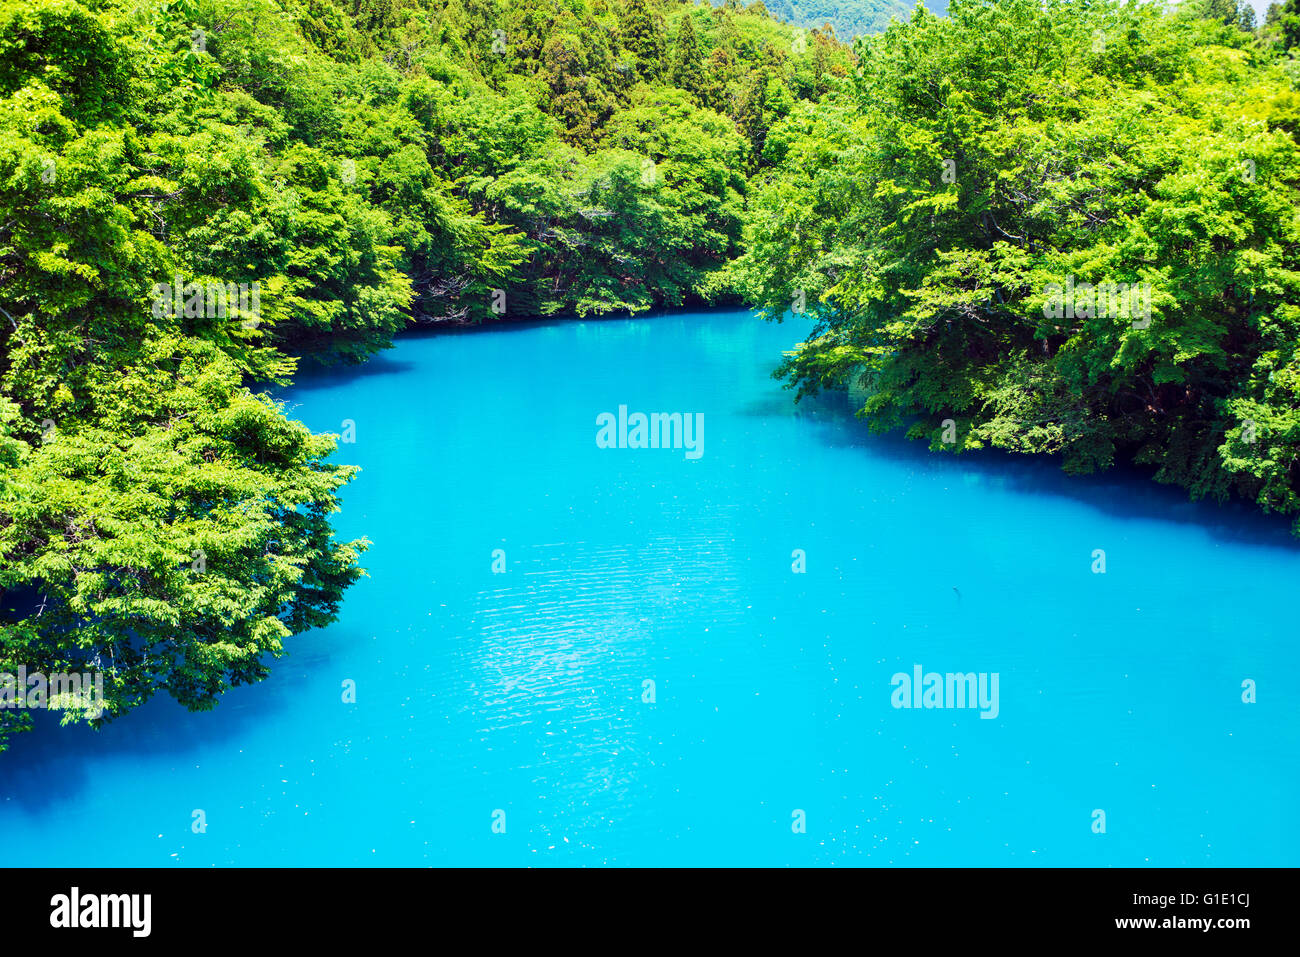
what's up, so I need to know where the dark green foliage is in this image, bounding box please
[729,0,1300,530]
[672,6,706,97]
[1283,0,1300,46]
[8,0,1295,756]
[0,0,851,749]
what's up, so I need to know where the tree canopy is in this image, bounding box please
[0,0,850,748]
[728,0,1300,527]
[3,0,1298,751]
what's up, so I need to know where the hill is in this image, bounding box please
[713,0,949,40]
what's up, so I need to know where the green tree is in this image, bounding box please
[620,0,666,79]
[730,0,1300,528]
[0,0,850,750]
[1283,0,1300,46]
[671,8,705,97]
[1202,0,1241,26]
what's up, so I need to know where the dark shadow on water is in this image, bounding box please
[0,650,327,809]
[790,390,1300,553]
[394,304,751,339]
[267,351,419,396]
[400,312,667,338]
[260,316,646,399]
[267,307,759,395]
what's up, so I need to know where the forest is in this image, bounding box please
[1,0,1297,748]
[747,0,948,41]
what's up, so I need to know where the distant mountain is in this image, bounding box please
[716,0,948,41]
[731,1,1279,44]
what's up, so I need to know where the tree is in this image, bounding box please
[730,0,1300,528]
[671,9,705,98]
[1282,0,1300,46]
[1202,0,1241,26]
[0,0,851,750]
[700,45,738,114]
[604,86,748,284]
[620,0,665,79]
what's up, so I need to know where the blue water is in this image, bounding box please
[3,309,1298,866]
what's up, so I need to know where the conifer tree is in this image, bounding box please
[620,0,665,79]
[671,9,705,97]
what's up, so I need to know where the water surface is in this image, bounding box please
[3,309,1296,865]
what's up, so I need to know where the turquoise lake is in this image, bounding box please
[2,308,1297,865]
